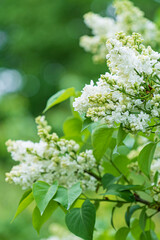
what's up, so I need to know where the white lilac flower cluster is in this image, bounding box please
[5,116,100,191]
[80,0,160,62]
[74,32,160,133]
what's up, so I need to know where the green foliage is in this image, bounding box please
[92,125,114,162]
[140,230,158,240]
[139,207,147,232]
[104,184,135,202]
[65,199,96,240]
[115,227,130,240]
[102,173,122,189]
[44,88,75,112]
[33,181,58,215]
[82,118,92,131]
[125,205,141,227]
[12,190,34,221]
[3,0,160,239]
[53,183,82,210]
[117,124,128,146]
[32,200,58,233]
[63,117,82,140]
[138,142,157,177]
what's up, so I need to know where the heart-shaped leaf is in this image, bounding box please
[65,199,96,240]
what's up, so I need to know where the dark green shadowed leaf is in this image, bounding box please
[12,190,34,221]
[111,206,116,230]
[104,184,135,202]
[102,173,121,189]
[33,181,58,215]
[92,125,114,163]
[44,88,75,112]
[140,230,158,240]
[65,199,96,240]
[125,205,141,227]
[32,200,58,233]
[82,117,92,131]
[138,142,157,177]
[139,207,147,232]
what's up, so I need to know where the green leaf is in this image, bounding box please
[125,205,141,227]
[67,182,82,210]
[63,117,82,137]
[32,200,58,233]
[65,199,96,240]
[131,218,143,239]
[106,190,134,202]
[139,207,147,232]
[12,190,34,221]
[115,227,130,240]
[92,125,114,162]
[113,155,129,176]
[82,117,92,131]
[153,171,159,185]
[111,206,116,230]
[44,88,75,112]
[140,230,158,240]
[53,187,68,208]
[138,142,157,177]
[53,183,82,209]
[104,184,135,202]
[102,173,121,189]
[117,124,128,146]
[33,181,58,215]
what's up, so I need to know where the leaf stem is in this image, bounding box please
[79,197,128,204]
[84,170,101,181]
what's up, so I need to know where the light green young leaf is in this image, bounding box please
[53,183,82,209]
[63,117,82,137]
[65,199,96,240]
[130,218,143,239]
[32,200,58,233]
[92,125,114,162]
[53,187,68,208]
[117,124,128,146]
[33,181,58,215]
[44,87,75,112]
[67,182,82,210]
[138,142,157,177]
[115,227,130,240]
[12,190,34,221]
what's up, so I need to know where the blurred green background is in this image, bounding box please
[1,0,160,239]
